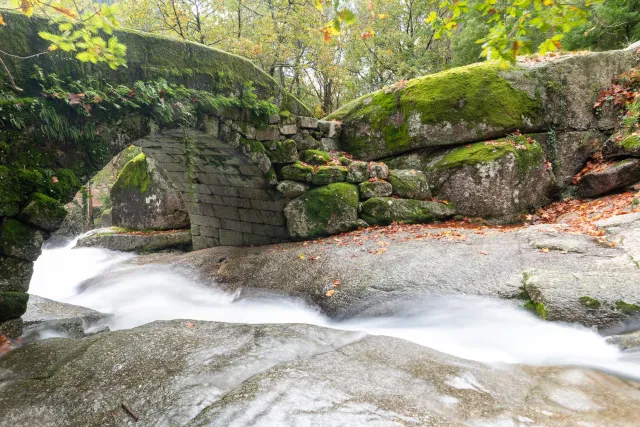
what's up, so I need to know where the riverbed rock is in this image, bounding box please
[284,183,359,238]
[577,158,640,197]
[327,46,639,160]
[387,169,431,199]
[361,197,455,225]
[110,153,190,231]
[75,229,192,253]
[424,137,554,218]
[136,216,640,327]
[0,320,639,426]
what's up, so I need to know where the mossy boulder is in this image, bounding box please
[346,161,369,183]
[280,161,314,182]
[111,154,189,230]
[0,291,29,322]
[423,136,553,218]
[18,193,67,232]
[301,150,331,166]
[0,256,33,293]
[0,219,45,262]
[361,197,455,225]
[311,166,348,185]
[388,169,431,200]
[327,62,543,160]
[264,139,298,163]
[284,183,359,238]
[577,158,640,198]
[359,181,393,199]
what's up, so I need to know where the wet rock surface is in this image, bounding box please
[1,320,640,426]
[136,216,640,328]
[75,229,192,253]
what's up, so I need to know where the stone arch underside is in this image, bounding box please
[135,129,289,250]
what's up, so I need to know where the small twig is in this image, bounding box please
[0,49,50,60]
[0,55,22,92]
[121,403,139,422]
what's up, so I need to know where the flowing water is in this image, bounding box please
[30,232,640,380]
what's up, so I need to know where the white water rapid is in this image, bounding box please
[30,233,640,381]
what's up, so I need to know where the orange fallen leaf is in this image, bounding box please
[185,322,194,328]
[479,250,489,255]
[325,289,336,297]
[333,279,341,287]
[540,248,550,253]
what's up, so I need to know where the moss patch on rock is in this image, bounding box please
[312,166,348,185]
[524,300,548,319]
[0,291,29,322]
[18,193,67,232]
[284,183,359,238]
[328,62,542,159]
[301,150,331,165]
[433,135,544,176]
[579,296,602,309]
[264,139,298,163]
[615,300,640,315]
[361,197,455,225]
[280,161,314,182]
[112,153,150,194]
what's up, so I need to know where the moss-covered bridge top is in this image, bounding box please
[0,11,308,115]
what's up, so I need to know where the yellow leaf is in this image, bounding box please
[298,254,305,260]
[20,0,34,17]
[325,289,336,297]
[0,14,5,26]
[540,248,550,253]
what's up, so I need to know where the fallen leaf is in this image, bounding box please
[333,279,341,287]
[325,289,336,297]
[298,254,305,260]
[185,322,194,328]
[479,250,488,255]
[540,248,550,253]
[51,176,59,184]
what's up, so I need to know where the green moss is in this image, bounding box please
[312,166,348,185]
[619,135,640,150]
[361,197,455,225]
[264,139,297,163]
[0,291,29,322]
[579,296,601,309]
[280,161,314,182]
[18,193,67,231]
[112,153,150,193]
[339,156,352,166]
[615,300,640,315]
[524,300,548,319]
[294,182,359,237]
[328,62,541,156]
[433,135,544,175]
[301,150,331,165]
[0,219,34,253]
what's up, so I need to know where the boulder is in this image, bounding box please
[311,166,348,185]
[18,193,67,232]
[0,219,45,262]
[279,161,314,182]
[284,183,359,238]
[368,162,389,179]
[577,158,640,197]
[538,131,607,189]
[0,256,33,293]
[358,181,392,199]
[276,180,309,198]
[75,229,192,252]
[111,153,189,231]
[387,169,431,199]
[327,47,639,160]
[293,133,319,150]
[1,320,638,426]
[361,197,455,225]
[0,291,29,322]
[346,161,369,183]
[263,139,298,163]
[424,137,553,218]
[300,149,331,165]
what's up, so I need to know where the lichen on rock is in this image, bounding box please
[360,197,455,225]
